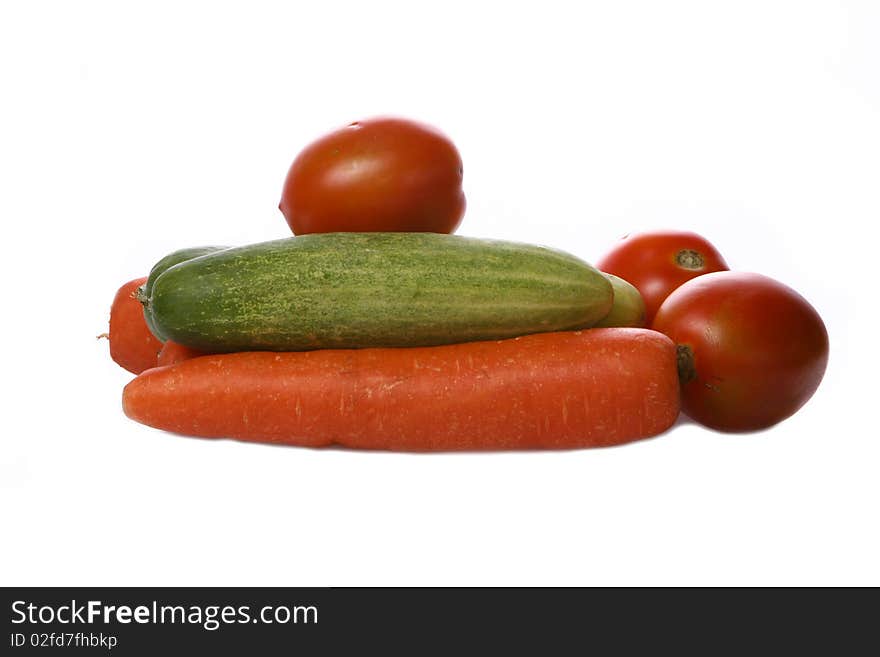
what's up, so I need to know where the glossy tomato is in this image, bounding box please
[652,272,828,433]
[279,117,466,235]
[595,231,729,324]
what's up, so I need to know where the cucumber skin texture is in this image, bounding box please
[148,233,613,352]
[594,273,646,328]
[140,246,230,341]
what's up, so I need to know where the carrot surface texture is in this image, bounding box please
[157,340,208,367]
[123,328,680,451]
[108,277,163,374]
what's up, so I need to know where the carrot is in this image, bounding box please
[157,340,208,367]
[123,328,680,451]
[106,277,163,374]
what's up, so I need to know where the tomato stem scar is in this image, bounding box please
[676,249,704,270]
[676,344,697,385]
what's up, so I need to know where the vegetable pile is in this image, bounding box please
[104,117,829,450]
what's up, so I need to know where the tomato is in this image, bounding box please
[279,117,466,235]
[595,231,729,324]
[652,272,828,433]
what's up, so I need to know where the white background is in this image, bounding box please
[1,0,878,586]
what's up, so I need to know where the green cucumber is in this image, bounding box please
[138,245,230,341]
[146,232,613,352]
[594,273,646,328]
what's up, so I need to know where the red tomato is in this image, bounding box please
[279,117,466,235]
[652,272,828,433]
[595,231,729,324]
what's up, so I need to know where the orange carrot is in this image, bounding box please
[107,277,163,374]
[123,328,680,451]
[157,340,208,367]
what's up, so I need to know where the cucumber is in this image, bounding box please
[146,232,613,352]
[138,245,230,341]
[594,273,646,328]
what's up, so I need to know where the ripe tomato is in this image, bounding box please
[279,117,466,235]
[595,231,729,324]
[652,272,828,433]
